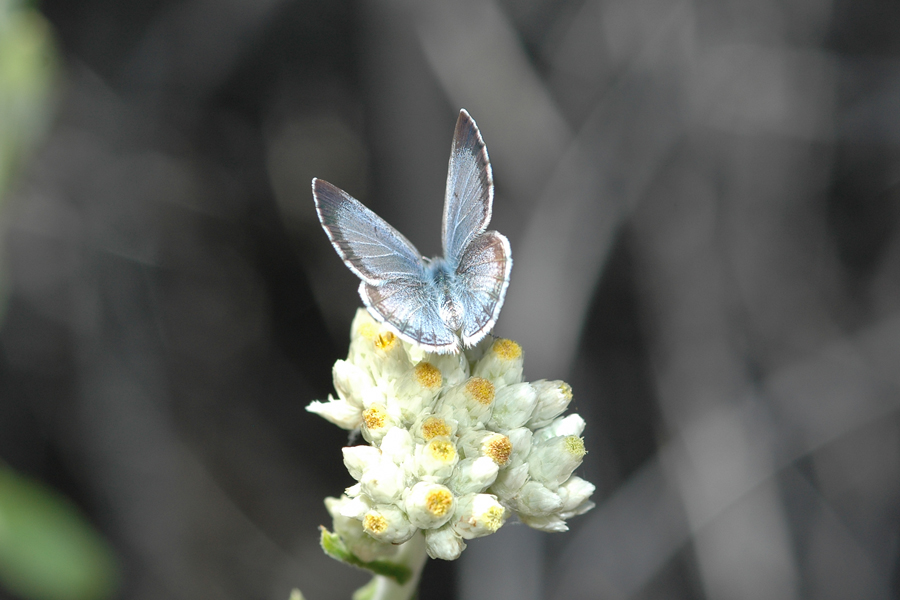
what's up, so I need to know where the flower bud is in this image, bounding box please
[449,457,499,495]
[472,339,523,388]
[410,411,457,444]
[458,431,512,465]
[424,525,466,560]
[394,361,444,421]
[349,312,404,370]
[528,435,586,490]
[349,313,412,384]
[360,403,398,444]
[515,481,562,516]
[488,382,537,431]
[416,437,459,482]
[325,496,398,563]
[527,380,573,428]
[360,458,405,504]
[490,462,530,501]
[439,376,496,428]
[405,482,456,529]
[505,427,533,465]
[557,476,596,519]
[424,352,469,388]
[362,505,416,544]
[379,426,414,464]
[452,494,508,539]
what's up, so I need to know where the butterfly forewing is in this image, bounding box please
[455,231,512,346]
[313,179,424,285]
[360,281,459,352]
[442,110,494,267]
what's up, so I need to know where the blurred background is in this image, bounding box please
[1,0,899,598]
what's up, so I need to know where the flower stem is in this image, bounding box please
[353,532,428,600]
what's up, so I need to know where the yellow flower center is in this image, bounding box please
[426,439,457,464]
[483,434,512,465]
[421,417,450,440]
[363,404,387,430]
[425,489,454,517]
[492,339,522,360]
[414,362,442,389]
[482,506,505,531]
[465,377,495,406]
[565,435,586,458]
[363,513,388,535]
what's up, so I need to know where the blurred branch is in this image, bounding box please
[551,311,900,598]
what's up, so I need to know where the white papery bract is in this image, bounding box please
[310,309,595,560]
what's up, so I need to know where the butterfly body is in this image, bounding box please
[422,259,464,331]
[313,110,511,354]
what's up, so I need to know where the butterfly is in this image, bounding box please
[312,109,512,354]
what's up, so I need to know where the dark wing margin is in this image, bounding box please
[455,231,512,347]
[359,281,459,353]
[441,110,494,266]
[312,178,424,285]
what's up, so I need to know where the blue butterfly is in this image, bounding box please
[312,109,512,354]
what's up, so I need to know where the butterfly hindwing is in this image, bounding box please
[454,230,512,346]
[442,110,494,268]
[360,280,459,352]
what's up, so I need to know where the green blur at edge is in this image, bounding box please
[0,466,120,600]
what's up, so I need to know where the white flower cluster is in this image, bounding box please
[308,310,595,561]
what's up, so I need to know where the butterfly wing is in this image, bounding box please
[360,280,459,353]
[455,230,512,347]
[442,110,494,267]
[313,178,458,351]
[313,178,424,285]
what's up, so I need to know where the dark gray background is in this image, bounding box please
[1,0,899,598]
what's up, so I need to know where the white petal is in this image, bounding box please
[342,446,381,481]
[558,476,596,513]
[449,457,499,495]
[306,397,362,430]
[332,360,372,406]
[533,414,585,441]
[519,513,569,533]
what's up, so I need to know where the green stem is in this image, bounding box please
[353,532,428,600]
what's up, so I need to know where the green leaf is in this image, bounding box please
[319,527,412,584]
[0,466,120,600]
